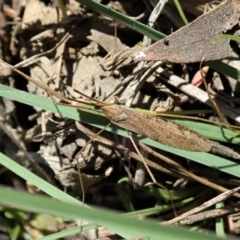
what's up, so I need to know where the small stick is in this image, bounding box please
[142,0,168,47]
[200,58,226,128]
[75,121,179,176]
[179,203,240,225]
[164,185,240,225]
[128,134,177,215]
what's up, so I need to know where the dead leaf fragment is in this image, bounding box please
[135,0,240,63]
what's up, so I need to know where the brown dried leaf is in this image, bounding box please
[88,21,126,54]
[135,0,240,63]
[22,0,59,27]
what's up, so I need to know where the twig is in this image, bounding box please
[157,67,240,123]
[179,203,240,225]
[165,185,240,225]
[139,142,240,198]
[75,122,178,177]
[14,32,71,68]
[0,120,54,185]
[120,0,168,105]
[143,0,168,47]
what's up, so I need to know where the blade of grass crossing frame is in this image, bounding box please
[173,0,189,24]
[1,186,240,240]
[0,152,88,206]
[1,84,240,179]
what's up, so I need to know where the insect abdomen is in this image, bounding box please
[101,105,212,152]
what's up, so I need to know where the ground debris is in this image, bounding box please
[1,1,240,238]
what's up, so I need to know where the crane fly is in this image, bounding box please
[1,59,240,160]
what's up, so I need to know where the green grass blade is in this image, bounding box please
[1,84,239,142]
[206,61,240,81]
[39,225,96,240]
[1,84,240,179]
[0,151,86,206]
[0,186,239,240]
[173,0,189,24]
[116,178,135,212]
[76,0,165,40]
[168,118,240,144]
[216,34,240,43]
[215,202,225,238]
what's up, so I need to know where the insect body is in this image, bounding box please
[101,105,240,160]
[0,59,239,160]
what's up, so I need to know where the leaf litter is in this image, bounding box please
[135,0,240,63]
[1,0,240,238]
